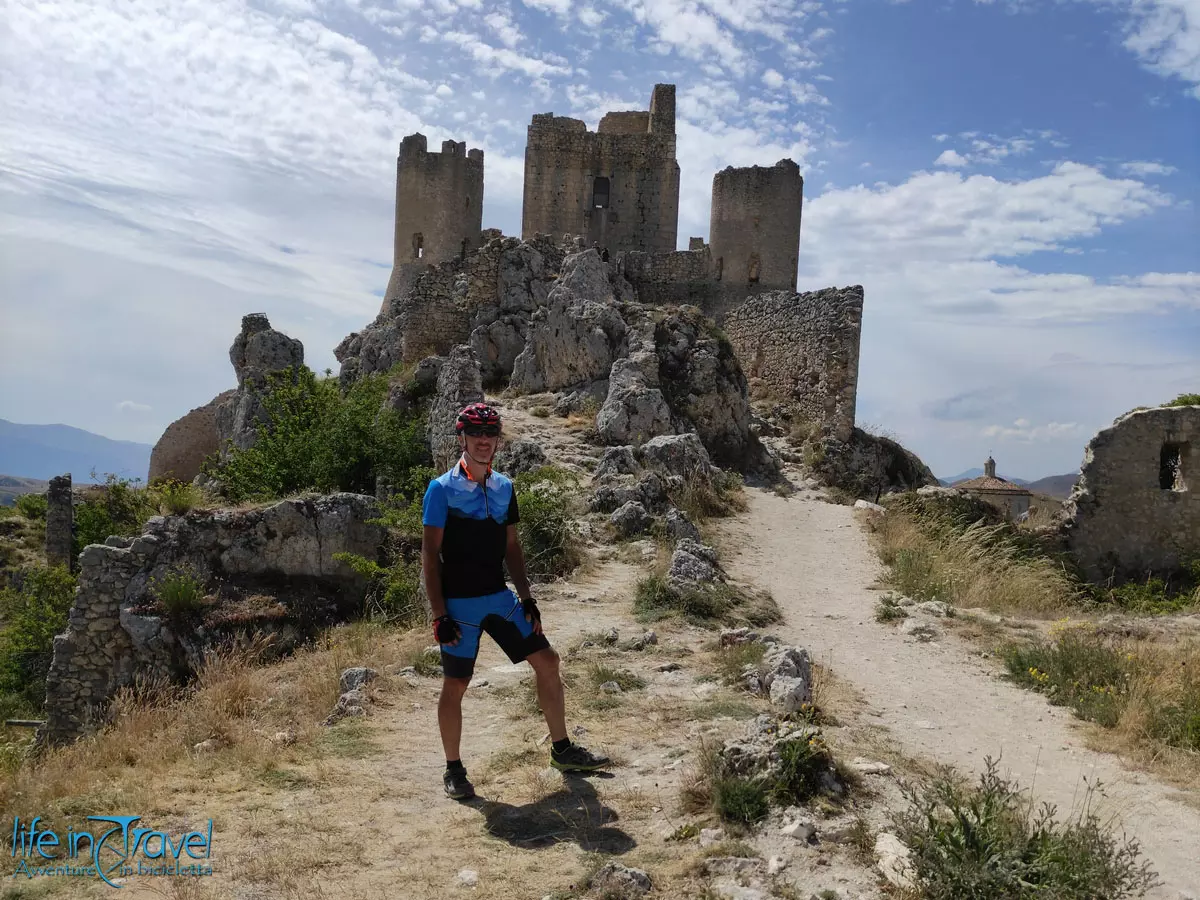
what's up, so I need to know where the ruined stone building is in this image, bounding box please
[1065,405,1199,583]
[955,456,1032,521]
[355,82,861,444]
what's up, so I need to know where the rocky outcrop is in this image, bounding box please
[493,439,547,478]
[596,352,672,445]
[428,345,484,472]
[814,427,938,499]
[37,493,385,747]
[337,236,563,386]
[149,390,237,483]
[654,307,773,472]
[215,314,305,457]
[510,251,629,392]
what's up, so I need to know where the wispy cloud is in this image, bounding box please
[1119,160,1179,176]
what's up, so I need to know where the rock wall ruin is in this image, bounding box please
[37,494,385,747]
[725,287,863,442]
[45,474,73,570]
[1064,405,1200,583]
[521,84,680,254]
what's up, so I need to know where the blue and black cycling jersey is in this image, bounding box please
[422,461,520,599]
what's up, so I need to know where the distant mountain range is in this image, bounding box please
[0,419,152,490]
[938,467,1079,499]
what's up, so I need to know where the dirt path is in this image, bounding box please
[719,487,1200,898]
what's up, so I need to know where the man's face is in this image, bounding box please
[460,427,499,461]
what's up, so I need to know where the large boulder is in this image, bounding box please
[596,354,673,445]
[470,316,529,386]
[149,389,236,483]
[813,427,938,499]
[637,433,714,479]
[510,250,629,392]
[428,345,484,472]
[215,314,305,457]
[493,439,548,478]
[653,308,773,473]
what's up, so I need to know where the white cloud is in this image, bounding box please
[1108,0,1200,98]
[935,149,969,167]
[484,10,525,47]
[982,420,1080,441]
[762,68,786,88]
[116,400,152,414]
[1120,160,1178,175]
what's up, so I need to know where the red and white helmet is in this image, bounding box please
[455,402,502,435]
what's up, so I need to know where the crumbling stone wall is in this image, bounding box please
[45,474,73,570]
[37,494,385,747]
[149,390,236,483]
[1064,405,1200,583]
[709,160,803,312]
[620,247,719,309]
[384,134,484,309]
[725,287,863,442]
[521,84,679,254]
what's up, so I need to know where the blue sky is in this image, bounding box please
[1,0,1196,480]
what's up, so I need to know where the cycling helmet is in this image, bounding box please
[455,402,502,435]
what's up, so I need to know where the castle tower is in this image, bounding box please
[709,160,803,311]
[383,133,484,308]
[521,84,679,253]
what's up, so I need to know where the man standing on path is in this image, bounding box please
[422,402,611,800]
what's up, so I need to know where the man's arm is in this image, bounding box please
[422,525,446,619]
[505,525,541,632]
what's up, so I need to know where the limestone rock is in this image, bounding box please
[340,666,378,694]
[854,499,886,513]
[594,446,639,479]
[761,645,812,704]
[611,500,652,538]
[769,675,811,713]
[493,439,548,478]
[215,314,305,456]
[874,833,917,890]
[667,539,721,588]
[900,619,940,642]
[664,507,700,544]
[510,251,628,392]
[813,427,938,499]
[590,862,651,897]
[470,315,528,386]
[597,354,673,445]
[637,432,713,479]
[916,600,952,617]
[149,390,236,483]
[428,345,484,472]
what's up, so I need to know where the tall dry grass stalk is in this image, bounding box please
[870,511,1080,616]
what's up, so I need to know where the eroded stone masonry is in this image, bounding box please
[358,82,859,441]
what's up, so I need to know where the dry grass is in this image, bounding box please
[0,620,414,875]
[865,508,1080,616]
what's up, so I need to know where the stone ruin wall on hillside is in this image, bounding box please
[724,286,864,443]
[37,494,384,747]
[1064,405,1200,583]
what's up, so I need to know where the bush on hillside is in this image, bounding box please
[14,494,47,521]
[513,466,584,580]
[893,757,1158,898]
[207,366,431,502]
[0,565,77,712]
[74,472,159,555]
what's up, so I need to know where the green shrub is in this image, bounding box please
[769,734,836,806]
[14,494,47,520]
[894,757,1158,898]
[334,552,424,626]
[587,663,646,692]
[0,565,77,708]
[73,472,158,555]
[1004,629,1137,729]
[1089,561,1200,614]
[152,479,203,515]
[513,466,582,579]
[714,775,769,825]
[1165,392,1200,407]
[151,568,206,617]
[208,366,431,502]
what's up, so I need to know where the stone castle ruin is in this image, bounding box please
[349,82,854,444]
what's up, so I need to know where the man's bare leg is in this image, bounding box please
[526,647,567,741]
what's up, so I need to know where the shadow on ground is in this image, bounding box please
[472,772,635,853]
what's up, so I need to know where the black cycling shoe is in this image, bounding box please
[444,767,476,800]
[550,742,611,772]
